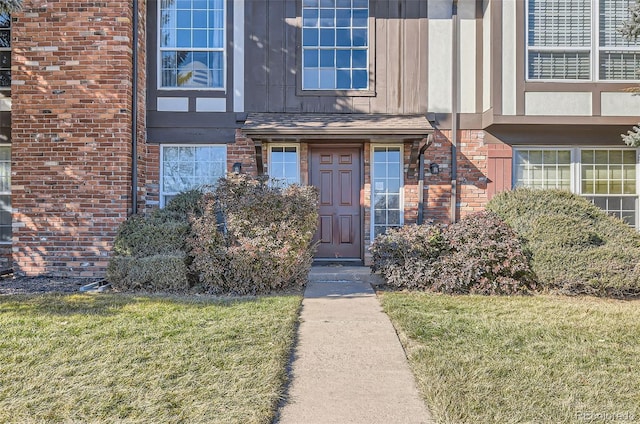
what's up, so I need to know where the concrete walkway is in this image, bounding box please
[276,266,434,424]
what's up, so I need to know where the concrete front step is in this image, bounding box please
[308,265,384,285]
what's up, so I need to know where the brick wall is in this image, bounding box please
[11,0,140,276]
[421,129,501,223]
[231,129,258,175]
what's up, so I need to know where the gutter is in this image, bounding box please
[131,0,139,215]
[417,134,434,225]
[450,0,459,224]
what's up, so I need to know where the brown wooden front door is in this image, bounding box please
[310,147,362,259]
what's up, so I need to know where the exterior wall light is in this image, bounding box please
[429,163,440,175]
[232,162,242,174]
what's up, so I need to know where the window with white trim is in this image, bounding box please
[268,145,300,186]
[514,147,638,227]
[0,145,9,242]
[527,0,640,81]
[159,0,225,89]
[515,149,572,190]
[372,146,403,238]
[302,0,369,90]
[161,145,226,206]
[0,13,10,91]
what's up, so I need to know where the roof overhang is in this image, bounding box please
[242,113,433,141]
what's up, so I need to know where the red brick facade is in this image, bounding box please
[5,2,509,277]
[11,0,146,276]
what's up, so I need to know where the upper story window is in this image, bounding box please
[302,0,369,90]
[0,13,10,91]
[159,0,225,90]
[527,0,640,81]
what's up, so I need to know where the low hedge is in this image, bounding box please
[435,211,536,295]
[370,211,535,295]
[487,188,640,297]
[106,191,204,292]
[107,253,191,293]
[370,224,446,291]
[189,175,318,295]
[108,176,319,295]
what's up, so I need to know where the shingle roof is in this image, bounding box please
[242,113,433,138]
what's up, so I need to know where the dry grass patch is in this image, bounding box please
[380,293,640,424]
[0,293,301,423]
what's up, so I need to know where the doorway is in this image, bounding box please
[309,146,363,260]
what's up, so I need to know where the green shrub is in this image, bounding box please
[370,224,446,290]
[107,189,204,292]
[435,211,536,295]
[107,253,191,292]
[112,213,191,258]
[188,175,319,295]
[164,189,206,218]
[487,188,640,297]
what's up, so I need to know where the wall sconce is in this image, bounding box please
[232,162,242,174]
[429,163,440,175]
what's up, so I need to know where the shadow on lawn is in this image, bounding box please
[0,292,290,317]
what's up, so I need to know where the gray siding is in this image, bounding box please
[245,0,429,114]
[146,0,238,143]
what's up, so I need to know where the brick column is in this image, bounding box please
[11,1,138,276]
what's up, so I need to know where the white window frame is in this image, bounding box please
[514,147,575,191]
[267,143,301,186]
[525,0,640,82]
[370,144,404,239]
[301,0,370,91]
[513,146,640,228]
[0,144,10,244]
[160,144,227,207]
[157,0,226,91]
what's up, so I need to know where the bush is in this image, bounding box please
[188,175,318,295]
[107,253,191,292]
[107,189,204,292]
[370,224,446,290]
[435,211,536,295]
[487,188,640,297]
[163,189,206,218]
[111,214,191,258]
[371,213,535,295]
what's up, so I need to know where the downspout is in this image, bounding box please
[131,0,139,215]
[417,134,433,225]
[450,0,459,224]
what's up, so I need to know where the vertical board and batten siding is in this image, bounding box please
[486,144,513,199]
[244,0,428,114]
[146,0,239,144]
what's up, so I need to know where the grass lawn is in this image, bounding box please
[380,293,640,424]
[0,293,301,423]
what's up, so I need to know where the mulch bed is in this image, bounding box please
[0,274,101,295]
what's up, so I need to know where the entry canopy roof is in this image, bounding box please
[242,113,433,140]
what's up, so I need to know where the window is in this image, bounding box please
[527,0,640,80]
[302,0,369,90]
[515,149,572,190]
[160,145,226,206]
[159,0,225,89]
[0,13,10,90]
[269,145,300,185]
[372,146,403,238]
[0,145,10,242]
[581,149,637,224]
[514,147,638,227]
